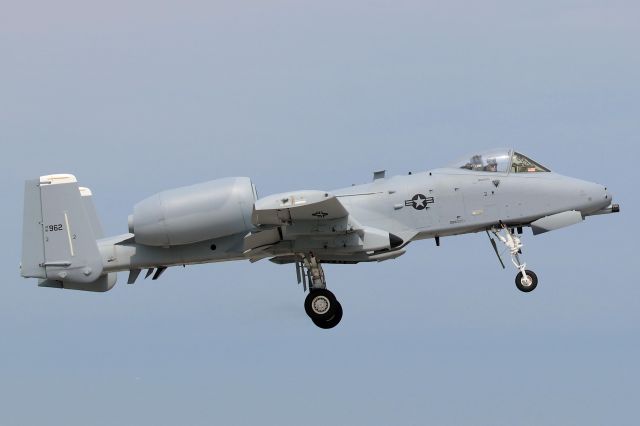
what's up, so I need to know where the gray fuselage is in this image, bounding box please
[98,167,610,272]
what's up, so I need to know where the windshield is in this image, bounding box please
[511,152,550,173]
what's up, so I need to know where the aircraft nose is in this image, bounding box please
[604,186,613,203]
[582,182,611,214]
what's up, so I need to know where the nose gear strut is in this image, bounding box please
[296,253,343,328]
[488,225,539,292]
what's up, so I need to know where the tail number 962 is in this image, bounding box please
[46,224,64,232]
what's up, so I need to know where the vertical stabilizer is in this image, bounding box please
[79,186,104,238]
[21,174,109,289]
[21,179,46,278]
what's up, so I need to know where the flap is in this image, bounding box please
[243,228,282,252]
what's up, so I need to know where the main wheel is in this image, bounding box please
[515,270,538,292]
[304,289,337,321]
[312,301,343,329]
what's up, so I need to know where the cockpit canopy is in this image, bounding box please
[451,149,550,173]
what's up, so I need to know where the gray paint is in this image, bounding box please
[38,273,116,292]
[20,179,45,279]
[20,149,616,290]
[29,179,104,284]
[531,210,584,235]
[81,191,104,239]
[20,178,113,292]
[130,177,255,246]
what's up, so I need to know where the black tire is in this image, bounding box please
[312,301,343,329]
[515,270,538,292]
[304,289,337,321]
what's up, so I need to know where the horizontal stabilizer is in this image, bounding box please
[38,272,117,292]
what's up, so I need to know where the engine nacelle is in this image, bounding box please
[129,177,256,247]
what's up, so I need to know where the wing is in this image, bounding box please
[251,190,348,225]
[244,190,404,263]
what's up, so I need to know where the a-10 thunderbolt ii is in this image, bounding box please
[20,149,619,329]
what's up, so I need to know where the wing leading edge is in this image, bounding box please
[251,190,348,225]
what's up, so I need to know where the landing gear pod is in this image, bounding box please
[129,177,257,247]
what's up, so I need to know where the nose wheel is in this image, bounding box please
[488,226,540,293]
[515,270,538,292]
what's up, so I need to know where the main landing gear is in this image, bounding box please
[296,254,343,329]
[488,225,538,293]
[305,289,343,329]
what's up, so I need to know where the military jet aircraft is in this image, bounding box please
[20,149,619,329]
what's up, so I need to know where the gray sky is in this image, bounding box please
[1,1,638,425]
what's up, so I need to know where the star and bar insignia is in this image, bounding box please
[405,194,435,211]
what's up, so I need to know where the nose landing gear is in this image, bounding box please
[297,253,343,329]
[488,225,539,293]
[515,270,538,292]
